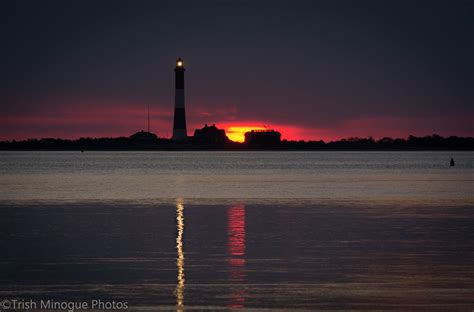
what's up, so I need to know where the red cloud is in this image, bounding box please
[1,97,472,141]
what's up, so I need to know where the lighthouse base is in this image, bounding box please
[172,129,187,141]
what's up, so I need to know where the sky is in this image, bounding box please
[1,0,473,142]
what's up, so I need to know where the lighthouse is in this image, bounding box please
[172,58,187,140]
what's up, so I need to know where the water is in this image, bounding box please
[0,151,472,203]
[0,151,473,310]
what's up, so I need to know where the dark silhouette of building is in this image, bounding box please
[172,58,187,140]
[245,130,281,145]
[130,130,158,141]
[193,124,230,144]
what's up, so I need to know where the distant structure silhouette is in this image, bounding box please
[129,102,158,140]
[450,157,455,166]
[193,124,230,144]
[245,130,281,145]
[172,58,187,140]
[130,130,158,141]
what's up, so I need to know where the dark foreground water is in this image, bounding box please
[0,152,473,311]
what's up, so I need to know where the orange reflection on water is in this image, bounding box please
[228,204,246,258]
[227,204,246,308]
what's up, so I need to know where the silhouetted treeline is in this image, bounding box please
[279,135,474,150]
[0,134,472,151]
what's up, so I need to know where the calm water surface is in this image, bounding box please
[0,151,473,310]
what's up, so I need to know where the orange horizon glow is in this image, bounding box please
[2,107,473,142]
[225,126,267,142]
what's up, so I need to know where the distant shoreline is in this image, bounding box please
[1,134,473,151]
[0,147,473,151]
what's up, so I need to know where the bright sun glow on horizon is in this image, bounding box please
[226,126,267,142]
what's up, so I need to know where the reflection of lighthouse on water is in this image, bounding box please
[175,199,185,312]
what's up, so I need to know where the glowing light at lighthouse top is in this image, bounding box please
[176,58,184,68]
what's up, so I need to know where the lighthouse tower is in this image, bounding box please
[172,58,187,140]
